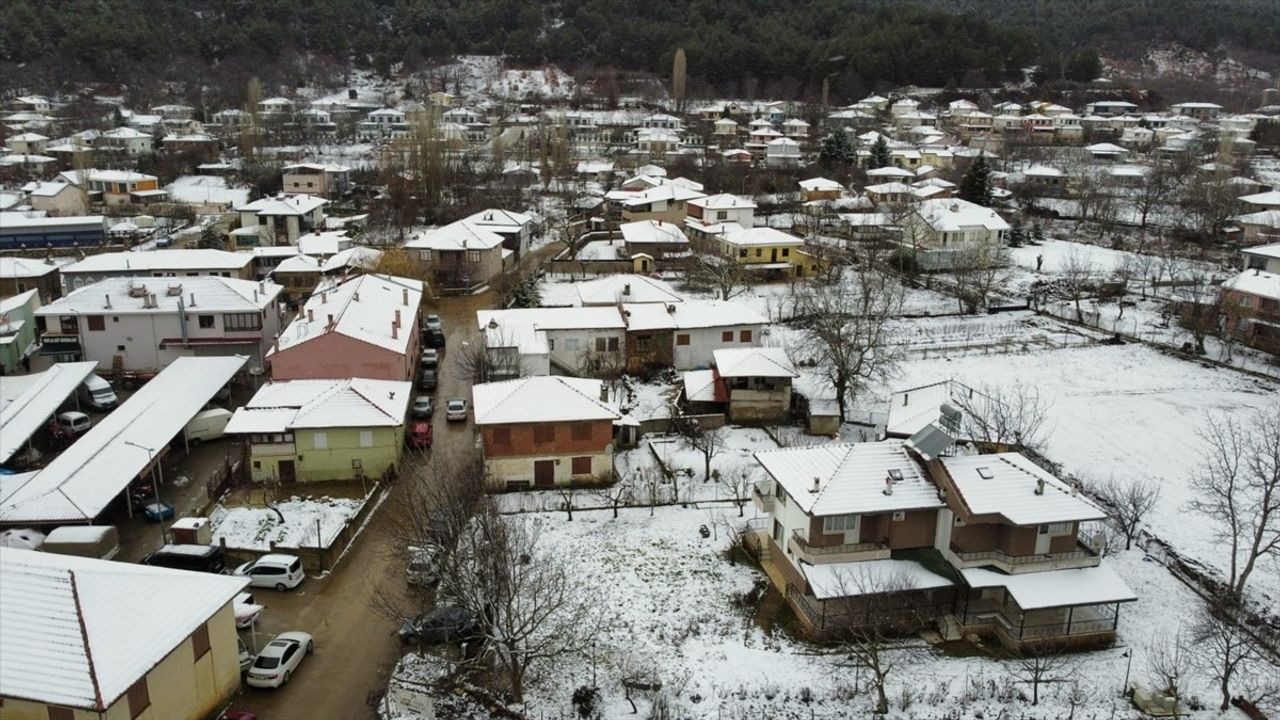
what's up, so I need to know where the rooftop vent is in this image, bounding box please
[810,476,821,493]
[166,283,183,297]
[976,467,994,480]
[1035,478,1046,496]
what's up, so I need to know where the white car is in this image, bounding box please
[445,399,468,422]
[233,553,305,591]
[245,631,313,688]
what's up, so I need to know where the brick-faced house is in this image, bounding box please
[1219,268,1280,355]
[473,376,621,490]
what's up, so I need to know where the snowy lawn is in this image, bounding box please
[210,495,363,551]
[871,340,1280,605]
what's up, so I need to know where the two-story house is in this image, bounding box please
[281,163,351,199]
[622,300,768,371]
[97,126,154,156]
[473,376,621,490]
[34,276,283,371]
[899,198,1010,270]
[226,377,411,484]
[233,194,328,247]
[685,194,756,240]
[79,169,166,206]
[605,180,707,225]
[476,307,627,377]
[404,220,508,292]
[682,346,798,423]
[618,220,689,260]
[461,208,535,260]
[59,249,255,291]
[1220,268,1280,355]
[0,256,62,301]
[1237,216,1280,248]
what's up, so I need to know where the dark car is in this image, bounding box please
[142,544,226,574]
[398,605,481,645]
[418,369,437,392]
[422,329,446,349]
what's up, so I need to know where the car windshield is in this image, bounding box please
[449,401,464,410]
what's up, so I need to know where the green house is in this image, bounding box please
[0,289,40,373]
[225,377,411,484]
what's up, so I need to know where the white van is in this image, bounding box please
[184,408,233,444]
[78,374,118,410]
[42,526,121,560]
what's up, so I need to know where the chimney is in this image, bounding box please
[391,320,399,339]
[402,288,408,305]
[327,313,334,329]
[353,291,360,301]
[666,303,676,314]
[394,308,401,327]
[104,294,112,309]
[883,476,894,496]
[189,292,196,307]
[488,318,498,330]
[321,291,328,304]
[1035,478,1046,495]
[623,283,631,296]
[599,383,609,402]
[307,308,314,322]
[253,289,259,302]
[810,476,820,493]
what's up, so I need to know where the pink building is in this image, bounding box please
[268,274,423,381]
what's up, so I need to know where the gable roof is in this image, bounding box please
[271,273,423,356]
[720,226,803,248]
[472,376,620,425]
[405,220,505,251]
[0,256,60,278]
[226,378,412,433]
[60,248,252,274]
[575,274,683,306]
[713,347,798,378]
[621,300,767,331]
[235,193,327,216]
[0,547,248,710]
[36,276,279,315]
[940,453,1106,525]
[755,440,945,516]
[1222,269,1280,301]
[914,198,1010,232]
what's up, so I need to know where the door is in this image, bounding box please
[1035,524,1052,554]
[278,460,296,484]
[534,460,555,487]
[770,248,778,262]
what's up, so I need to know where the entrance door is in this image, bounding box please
[278,460,296,484]
[1035,524,1052,554]
[534,460,555,487]
[770,248,778,262]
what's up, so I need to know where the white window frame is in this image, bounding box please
[1039,521,1073,536]
[822,514,859,534]
[313,431,328,450]
[359,430,374,448]
[892,511,906,522]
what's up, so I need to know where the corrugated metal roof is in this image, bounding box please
[755,440,945,516]
[941,453,1105,525]
[472,376,619,425]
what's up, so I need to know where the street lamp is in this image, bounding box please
[124,439,163,509]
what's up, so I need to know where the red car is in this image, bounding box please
[408,421,432,449]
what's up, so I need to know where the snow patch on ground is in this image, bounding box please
[210,496,363,550]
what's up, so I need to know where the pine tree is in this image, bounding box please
[819,129,855,168]
[959,153,993,206]
[1030,222,1044,243]
[869,135,891,169]
[1008,218,1025,247]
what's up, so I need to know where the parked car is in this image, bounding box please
[77,374,118,410]
[234,553,306,591]
[41,525,120,560]
[405,544,438,586]
[154,235,173,248]
[234,591,264,629]
[184,408,233,444]
[143,501,175,523]
[55,411,91,435]
[246,631,313,689]
[398,605,480,645]
[445,399,468,422]
[418,369,437,392]
[422,329,446,349]
[421,348,439,368]
[237,638,254,673]
[407,421,433,450]
[422,314,443,332]
[141,544,226,574]
[411,396,433,418]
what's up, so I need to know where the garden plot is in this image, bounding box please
[210,495,363,551]
[871,340,1280,604]
[398,506,1254,719]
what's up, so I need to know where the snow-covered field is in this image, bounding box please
[210,495,363,551]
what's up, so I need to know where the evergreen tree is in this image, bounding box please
[869,135,891,169]
[1030,222,1045,243]
[819,129,855,168]
[959,153,993,207]
[1008,218,1025,247]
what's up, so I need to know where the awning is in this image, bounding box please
[960,564,1136,610]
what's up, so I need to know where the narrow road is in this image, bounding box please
[222,290,487,720]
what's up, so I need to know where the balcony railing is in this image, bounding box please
[788,530,889,563]
[948,536,1099,573]
[751,482,775,512]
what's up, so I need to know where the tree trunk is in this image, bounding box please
[874,679,888,714]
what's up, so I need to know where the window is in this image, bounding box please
[564,338,581,351]
[253,460,261,469]
[126,678,150,719]
[571,456,592,474]
[86,315,105,331]
[198,315,215,329]
[313,432,328,449]
[533,425,555,443]
[48,708,75,720]
[774,484,788,506]
[1039,522,1073,536]
[467,250,481,263]
[351,459,363,470]
[359,430,374,448]
[420,249,433,263]
[823,514,859,534]
[892,511,906,522]
[755,248,763,257]
[636,336,651,352]
[191,622,211,659]
[117,345,126,352]
[738,249,747,258]
[595,337,607,352]
[223,313,262,330]
[571,422,591,441]
[676,333,690,346]
[781,248,790,257]
[739,330,752,342]
[547,338,555,351]
[721,330,733,342]
[717,210,728,220]
[607,337,619,351]
[492,427,512,445]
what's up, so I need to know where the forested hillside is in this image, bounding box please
[2,0,1278,98]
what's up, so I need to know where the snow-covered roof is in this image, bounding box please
[755,440,945,516]
[405,220,505,251]
[165,175,250,207]
[101,126,151,139]
[799,177,844,192]
[619,220,688,246]
[0,356,247,523]
[0,256,60,278]
[235,193,327,216]
[0,547,248,710]
[864,182,916,195]
[297,230,349,256]
[1239,190,1280,207]
[322,245,383,273]
[1238,212,1280,230]
[1086,142,1127,154]
[23,180,73,198]
[622,300,767,331]
[941,453,1105,525]
[1243,242,1280,258]
[272,254,322,273]
[960,564,1136,610]
[0,362,98,464]
[226,378,411,433]
[803,558,953,600]
[472,376,620,425]
[61,248,253,275]
[885,379,977,438]
[37,276,280,315]
[914,198,1010,232]
[682,369,725,403]
[272,274,423,356]
[462,208,533,232]
[865,166,915,179]
[575,274,683,306]
[721,227,803,248]
[479,306,626,334]
[1023,165,1064,177]
[713,347,797,378]
[1222,269,1280,301]
[689,193,756,210]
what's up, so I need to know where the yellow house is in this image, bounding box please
[0,548,249,720]
[718,226,825,278]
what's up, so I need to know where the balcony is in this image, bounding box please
[751,481,774,513]
[946,536,1099,574]
[787,530,890,564]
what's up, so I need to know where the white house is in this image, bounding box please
[765,137,801,168]
[684,194,756,239]
[234,194,328,246]
[900,198,1009,269]
[60,249,255,290]
[477,307,628,376]
[98,126,154,155]
[622,300,768,370]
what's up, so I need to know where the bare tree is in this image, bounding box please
[950,248,1008,314]
[685,252,750,301]
[1095,475,1162,550]
[452,332,525,384]
[1146,628,1192,719]
[556,480,581,521]
[437,503,605,704]
[825,569,929,714]
[676,418,727,484]
[1060,246,1098,324]
[1175,266,1223,355]
[594,472,637,519]
[1187,406,1280,598]
[951,381,1052,455]
[793,265,904,422]
[1192,597,1277,712]
[718,461,755,517]
[1132,158,1177,231]
[1007,645,1078,706]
